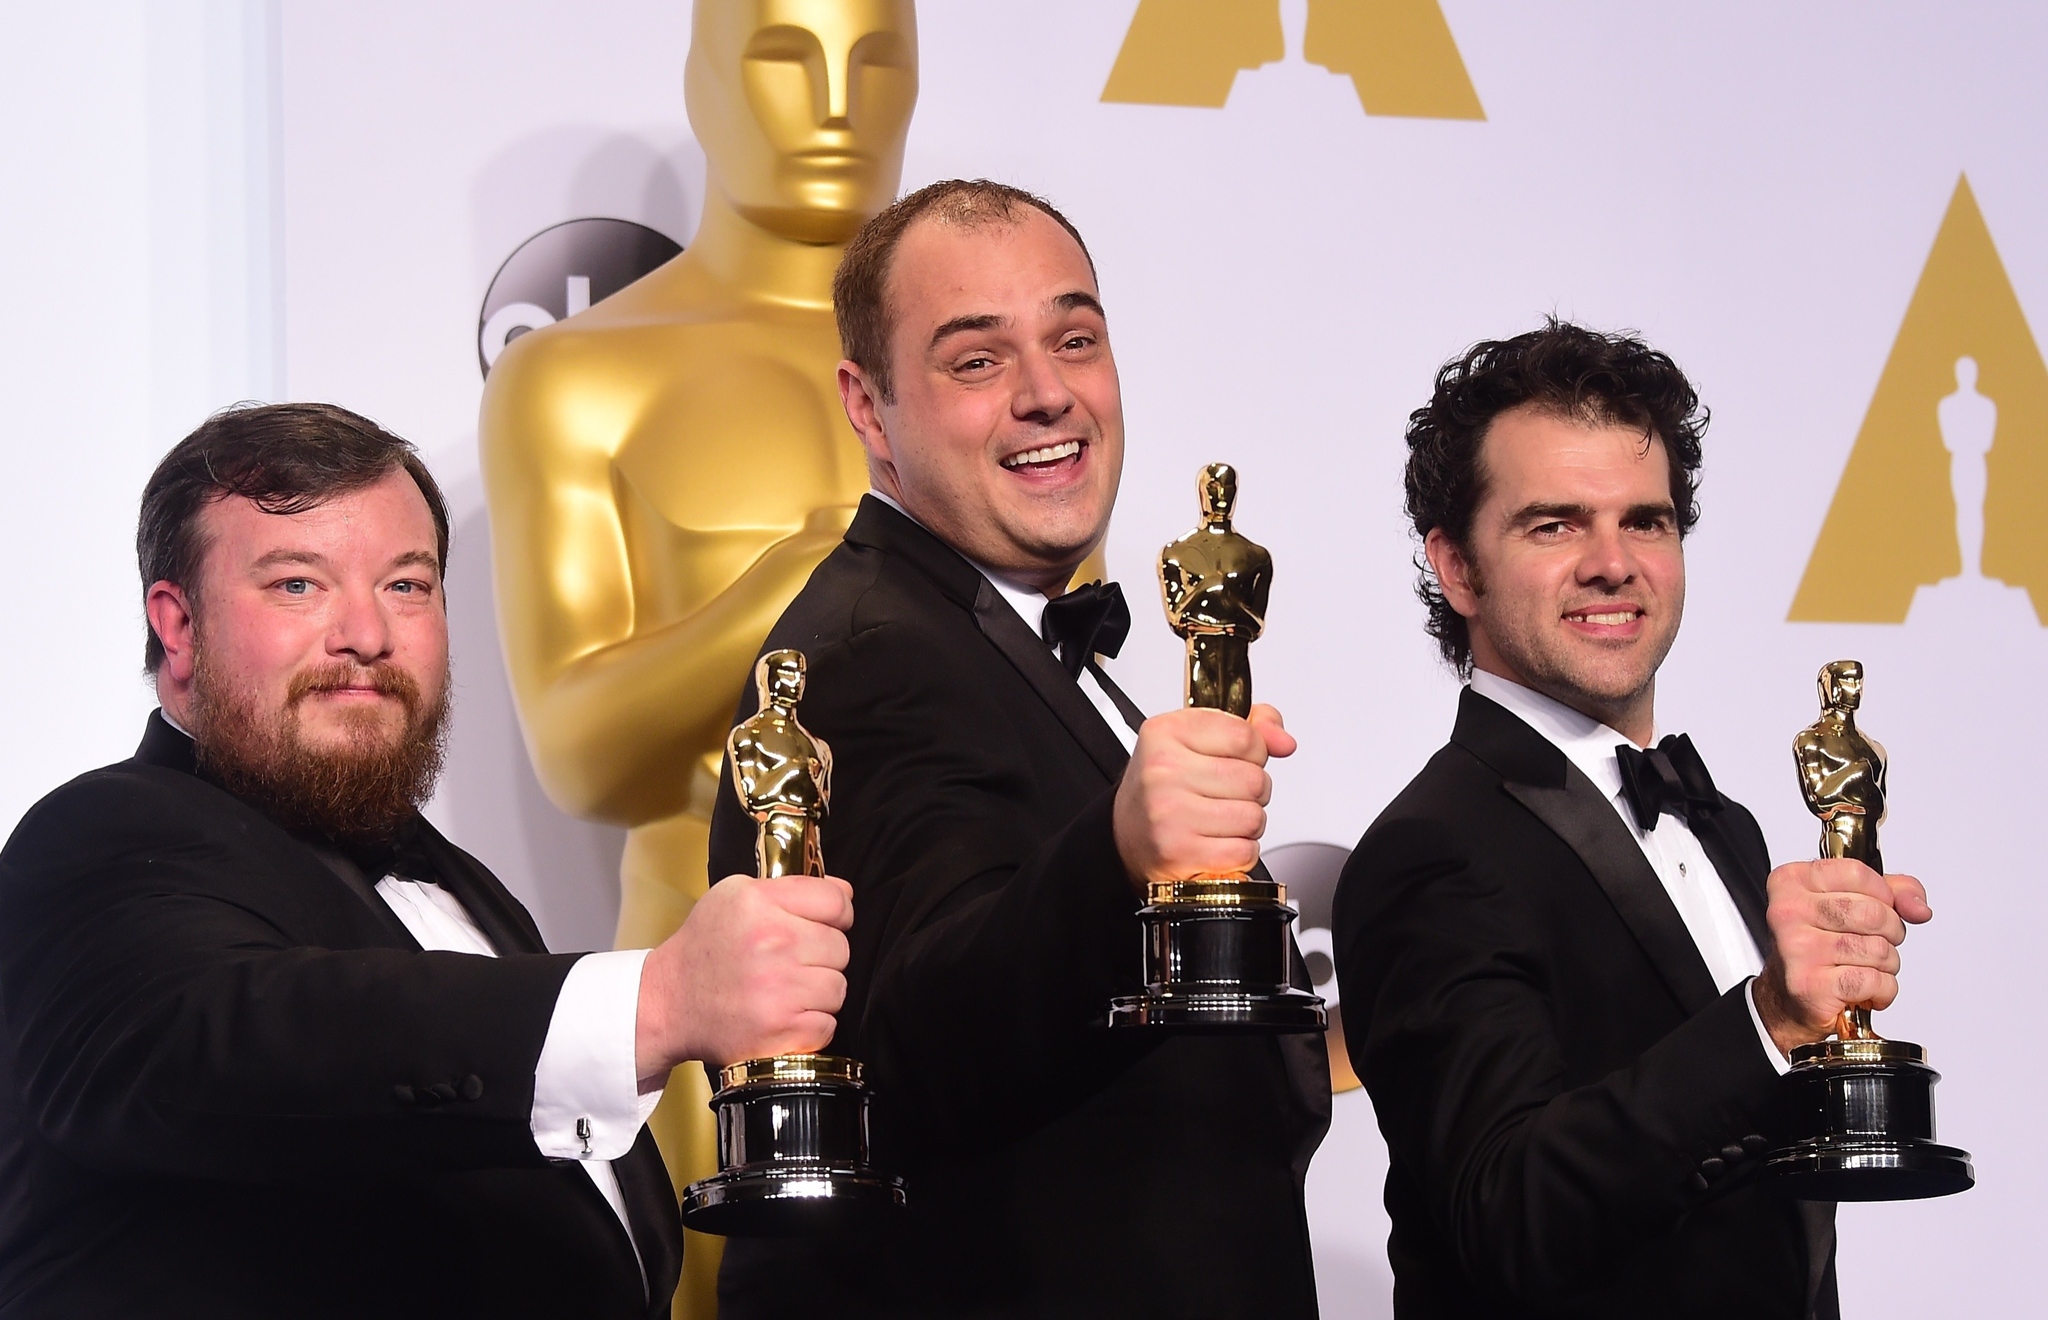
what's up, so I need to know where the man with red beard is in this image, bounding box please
[0,404,855,1320]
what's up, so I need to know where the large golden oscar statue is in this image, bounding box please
[478,3,916,1312]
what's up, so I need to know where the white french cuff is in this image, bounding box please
[1744,975,1793,1077]
[531,948,664,1159]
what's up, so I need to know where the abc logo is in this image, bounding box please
[477,218,682,376]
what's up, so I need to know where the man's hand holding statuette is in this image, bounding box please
[634,872,855,1083]
[1753,857,1932,1057]
[1113,704,1297,891]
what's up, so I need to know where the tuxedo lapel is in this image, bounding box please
[612,1127,683,1318]
[1693,810,1773,955]
[972,577,1131,781]
[1455,690,1720,1017]
[846,496,1131,783]
[416,825,550,955]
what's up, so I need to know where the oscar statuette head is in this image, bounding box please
[1199,462,1237,525]
[1820,658,1863,712]
[686,0,918,245]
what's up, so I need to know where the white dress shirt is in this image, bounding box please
[866,488,1141,750]
[1467,671,1788,1073]
[374,878,661,1284]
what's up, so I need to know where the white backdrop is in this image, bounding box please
[5,3,2045,1315]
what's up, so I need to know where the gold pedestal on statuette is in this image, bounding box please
[1764,660,1973,1201]
[1107,464,1326,1033]
[679,651,906,1235]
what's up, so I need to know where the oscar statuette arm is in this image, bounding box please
[479,343,851,825]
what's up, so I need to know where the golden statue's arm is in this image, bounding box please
[480,346,853,825]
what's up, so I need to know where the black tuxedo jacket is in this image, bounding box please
[707,497,1331,1319]
[1332,690,1837,1319]
[0,714,681,1320]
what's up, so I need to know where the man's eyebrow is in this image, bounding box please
[1625,500,1679,522]
[929,313,1005,350]
[1507,501,1595,525]
[251,549,328,571]
[390,550,441,574]
[1053,290,1105,319]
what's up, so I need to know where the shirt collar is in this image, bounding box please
[867,488,1054,638]
[1467,669,1647,803]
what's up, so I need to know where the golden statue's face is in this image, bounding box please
[761,649,807,705]
[1822,661,1863,711]
[1200,464,1236,521]
[687,0,918,244]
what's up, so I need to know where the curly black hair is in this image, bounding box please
[1405,318,1708,675]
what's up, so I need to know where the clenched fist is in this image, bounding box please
[1752,857,1932,1057]
[1113,703,1297,890]
[634,872,855,1082]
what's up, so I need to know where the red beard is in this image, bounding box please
[189,650,449,844]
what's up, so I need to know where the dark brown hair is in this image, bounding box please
[832,178,1095,402]
[1405,319,1709,675]
[137,402,450,672]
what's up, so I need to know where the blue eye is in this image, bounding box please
[282,579,310,595]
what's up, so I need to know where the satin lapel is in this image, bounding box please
[972,576,1131,782]
[1693,809,1773,957]
[846,496,1133,782]
[1503,766,1719,1016]
[1454,689,1720,1016]
[613,1126,684,1317]
[415,825,550,955]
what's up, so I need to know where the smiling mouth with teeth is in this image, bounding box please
[1564,608,1643,625]
[1001,440,1083,470]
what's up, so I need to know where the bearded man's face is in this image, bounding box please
[148,470,452,842]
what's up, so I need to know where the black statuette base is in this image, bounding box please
[681,1163,907,1237]
[1766,1044,1974,1202]
[1108,892,1326,1034]
[680,1067,907,1236]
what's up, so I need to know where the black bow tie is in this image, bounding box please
[1041,580,1131,677]
[1615,734,1721,832]
[336,816,437,884]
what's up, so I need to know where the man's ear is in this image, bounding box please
[1423,528,1481,618]
[837,361,891,461]
[145,581,199,687]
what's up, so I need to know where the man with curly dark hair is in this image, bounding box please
[1332,321,1936,1318]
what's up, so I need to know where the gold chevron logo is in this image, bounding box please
[1102,0,1484,119]
[1790,175,2048,626]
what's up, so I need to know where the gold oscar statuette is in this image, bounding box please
[679,649,906,1235]
[1107,464,1327,1032]
[1764,660,1973,1200]
[478,2,916,1305]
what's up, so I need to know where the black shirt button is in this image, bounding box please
[1720,1143,1746,1163]
[426,1082,458,1104]
[459,1074,484,1102]
[1690,1172,1711,1192]
[1742,1134,1769,1155]
[1699,1157,1726,1179]
[392,1084,416,1106]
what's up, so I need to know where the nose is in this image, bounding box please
[329,584,396,665]
[1011,347,1076,425]
[818,42,852,128]
[1578,519,1636,588]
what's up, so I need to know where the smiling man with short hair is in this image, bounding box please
[1333,321,1934,1319]
[706,179,1330,1318]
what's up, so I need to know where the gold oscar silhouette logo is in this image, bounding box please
[1102,0,1483,119]
[1790,174,2048,626]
